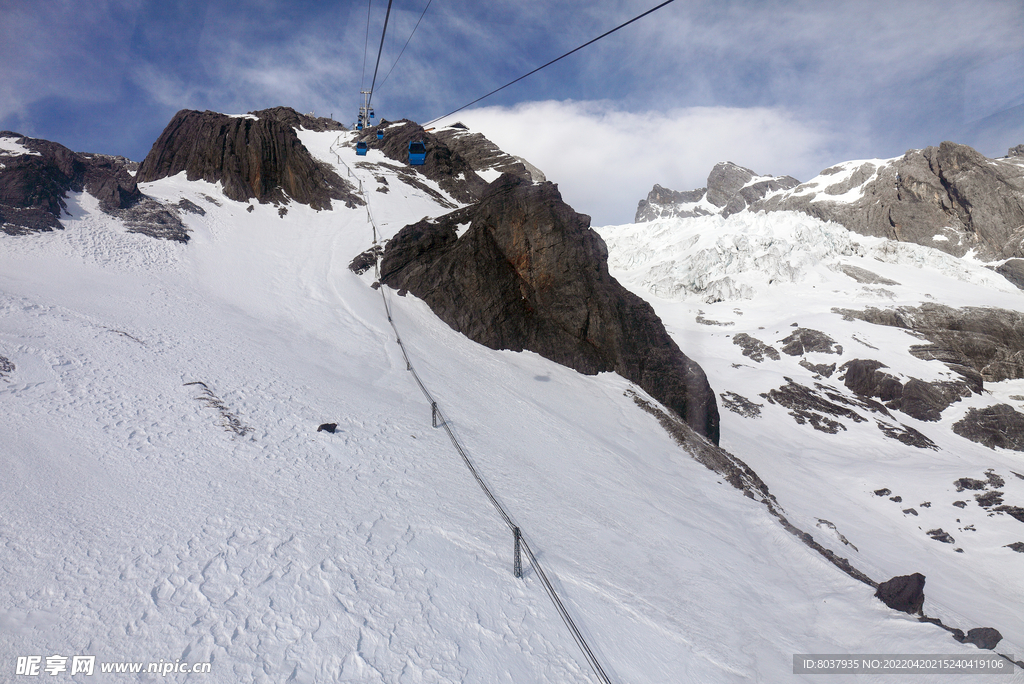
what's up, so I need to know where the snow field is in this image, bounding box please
[0,130,1019,682]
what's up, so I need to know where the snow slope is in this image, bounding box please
[1,130,1020,683]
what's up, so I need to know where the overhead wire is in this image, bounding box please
[376,0,433,92]
[360,0,372,91]
[424,0,679,127]
[366,0,395,113]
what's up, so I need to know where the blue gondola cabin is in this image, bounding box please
[408,141,426,166]
[356,141,368,156]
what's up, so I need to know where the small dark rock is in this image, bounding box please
[348,245,383,275]
[719,391,763,418]
[951,628,966,642]
[985,470,1005,488]
[994,505,1024,523]
[176,198,206,215]
[954,477,987,492]
[920,501,931,508]
[732,333,780,362]
[927,529,955,544]
[780,328,842,356]
[1005,542,1024,552]
[317,423,338,433]
[953,501,967,508]
[799,359,837,377]
[903,508,918,516]
[975,490,1004,507]
[963,627,1002,650]
[874,488,891,497]
[874,573,926,614]
[890,496,903,502]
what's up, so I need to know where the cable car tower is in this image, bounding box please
[357,89,375,130]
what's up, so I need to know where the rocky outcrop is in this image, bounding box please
[380,174,721,443]
[1,132,188,241]
[635,162,799,222]
[136,108,361,210]
[835,304,1024,385]
[250,107,346,133]
[780,328,842,356]
[875,573,926,614]
[839,359,973,422]
[953,405,1024,451]
[354,120,489,204]
[753,142,1024,260]
[431,123,545,183]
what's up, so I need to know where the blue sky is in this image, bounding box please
[3,0,1023,225]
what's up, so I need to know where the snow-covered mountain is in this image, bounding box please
[2,110,1022,683]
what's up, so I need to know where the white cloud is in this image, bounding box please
[456,100,834,226]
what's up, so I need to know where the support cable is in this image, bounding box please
[424,0,678,128]
[376,0,433,92]
[360,0,372,91]
[366,0,395,113]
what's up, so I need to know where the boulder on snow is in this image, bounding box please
[317,423,338,433]
[954,627,1003,650]
[874,573,926,614]
[953,404,1024,451]
[380,174,721,444]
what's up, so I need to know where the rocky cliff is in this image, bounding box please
[0,131,187,241]
[753,142,1024,260]
[635,162,799,222]
[379,174,721,444]
[136,108,361,210]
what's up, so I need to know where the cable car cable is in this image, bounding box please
[360,0,372,90]
[424,0,679,128]
[376,0,433,93]
[366,0,394,113]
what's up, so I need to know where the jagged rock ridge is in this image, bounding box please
[379,173,721,444]
[635,161,799,222]
[0,131,188,241]
[136,108,361,211]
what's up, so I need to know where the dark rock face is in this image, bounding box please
[839,358,972,422]
[958,627,1003,650]
[317,423,338,433]
[354,120,489,204]
[251,106,346,132]
[635,162,799,222]
[952,404,1024,451]
[136,109,361,210]
[732,333,780,362]
[0,132,188,241]
[431,125,545,183]
[754,142,1024,260]
[875,573,926,614]
[928,528,955,543]
[835,304,1024,386]
[380,174,720,443]
[780,328,842,356]
[719,391,763,418]
[993,259,1024,290]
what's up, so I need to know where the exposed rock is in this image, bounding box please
[975,491,1004,507]
[753,142,1024,260]
[837,264,900,285]
[316,423,338,433]
[760,378,873,433]
[953,500,967,508]
[719,391,763,418]
[380,174,720,443]
[994,505,1024,523]
[0,354,13,381]
[431,124,545,183]
[732,333,780,362]
[992,259,1024,290]
[1010,144,1024,157]
[903,508,918,516]
[0,132,162,236]
[348,245,383,275]
[986,470,1005,488]
[874,488,891,497]
[875,573,926,614]
[839,358,971,422]
[780,328,842,356]
[890,495,903,502]
[136,108,361,211]
[954,477,988,491]
[835,304,1024,386]
[176,198,205,215]
[952,404,1024,451]
[354,120,489,204]
[799,359,836,377]
[961,627,1002,650]
[1006,542,1024,552]
[928,528,955,544]
[250,106,346,132]
[876,420,938,449]
[635,162,799,222]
